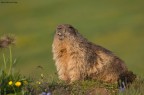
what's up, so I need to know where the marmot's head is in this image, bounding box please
[55,24,77,41]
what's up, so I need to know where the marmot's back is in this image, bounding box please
[52,24,136,83]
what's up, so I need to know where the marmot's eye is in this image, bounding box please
[57,27,62,30]
[68,26,73,29]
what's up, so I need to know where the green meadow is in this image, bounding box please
[0,0,144,77]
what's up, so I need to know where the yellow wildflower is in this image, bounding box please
[8,81,13,86]
[23,80,28,85]
[41,74,44,78]
[15,81,21,87]
[36,81,41,84]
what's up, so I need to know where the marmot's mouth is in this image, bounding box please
[57,31,62,36]
[55,30,65,40]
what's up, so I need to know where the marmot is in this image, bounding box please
[52,24,136,83]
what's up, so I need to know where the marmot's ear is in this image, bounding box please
[71,30,76,36]
[73,29,78,36]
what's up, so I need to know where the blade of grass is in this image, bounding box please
[3,53,6,70]
[8,46,12,76]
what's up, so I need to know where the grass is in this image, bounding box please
[2,72,144,95]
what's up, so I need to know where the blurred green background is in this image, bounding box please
[0,0,144,77]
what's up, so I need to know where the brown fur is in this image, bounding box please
[52,24,136,83]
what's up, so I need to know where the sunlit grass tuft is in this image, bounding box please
[0,34,29,94]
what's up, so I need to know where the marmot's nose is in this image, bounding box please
[57,24,72,30]
[57,24,65,31]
